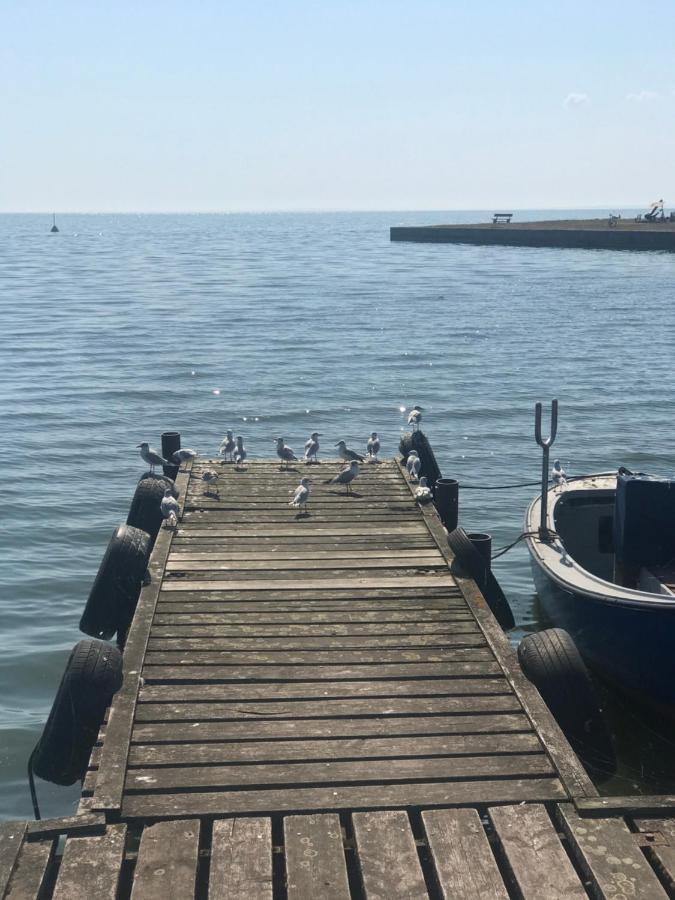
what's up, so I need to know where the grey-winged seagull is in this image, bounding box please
[137,442,168,474]
[326,460,360,494]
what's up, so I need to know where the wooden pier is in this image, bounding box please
[4,457,675,897]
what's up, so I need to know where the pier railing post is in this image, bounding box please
[435,478,459,532]
[161,431,181,480]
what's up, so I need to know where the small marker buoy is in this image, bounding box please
[50,213,59,233]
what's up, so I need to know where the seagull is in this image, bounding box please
[366,432,380,462]
[552,460,567,485]
[172,448,197,463]
[326,460,359,494]
[289,477,311,512]
[201,470,219,496]
[276,437,298,469]
[406,451,421,481]
[335,440,365,464]
[414,476,433,503]
[160,488,180,527]
[137,442,168,474]
[233,436,247,468]
[304,432,321,464]
[219,431,235,462]
[407,406,424,430]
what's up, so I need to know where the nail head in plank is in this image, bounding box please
[209,818,272,900]
[52,824,127,900]
[285,813,350,900]
[131,820,200,900]
[489,804,586,899]
[353,810,428,900]
[422,808,508,900]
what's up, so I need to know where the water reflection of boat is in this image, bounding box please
[525,469,675,717]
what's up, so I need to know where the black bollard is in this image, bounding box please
[161,431,181,480]
[435,478,459,532]
[467,532,492,568]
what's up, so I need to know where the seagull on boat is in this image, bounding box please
[233,436,247,468]
[406,450,421,481]
[172,448,197,463]
[407,406,424,430]
[304,432,321,464]
[366,432,380,462]
[137,442,168,474]
[552,460,567,485]
[201,469,220,496]
[326,460,359,494]
[276,438,298,469]
[160,488,180,527]
[414,476,433,503]
[219,431,235,462]
[289,477,311,512]
[335,440,365,464]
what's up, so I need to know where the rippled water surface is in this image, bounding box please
[2,210,675,820]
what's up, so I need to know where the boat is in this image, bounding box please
[525,468,675,716]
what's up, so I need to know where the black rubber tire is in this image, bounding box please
[399,430,442,492]
[79,524,151,641]
[139,472,179,499]
[127,477,168,545]
[447,527,515,630]
[518,628,616,779]
[31,640,123,786]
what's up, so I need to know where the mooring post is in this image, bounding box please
[467,532,492,589]
[435,478,459,532]
[534,400,558,541]
[161,431,181,480]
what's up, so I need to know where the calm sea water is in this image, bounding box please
[2,210,675,821]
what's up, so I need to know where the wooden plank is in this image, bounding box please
[142,662,504,681]
[155,597,465,610]
[166,557,446,572]
[209,818,272,900]
[160,574,458,592]
[489,805,586,899]
[576,796,675,815]
[0,822,27,898]
[127,732,544,766]
[125,754,554,791]
[557,803,668,899]
[353,810,428,899]
[422,808,508,900]
[633,818,675,894]
[131,820,200,900]
[25,812,106,837]
[5,839,54,900]
[169,549,442,561]
[285,814,350,900]
[157,588,462,603]
[52,824,126,900]
[145,634,486,651]
[152,610,471,624]
[134,695,520,721]
[139,677,511,701]
[144,648,495,666]
[148,622,481,638]
[122,778,567,818]
[177,524,428,536]
[132,712,533,742]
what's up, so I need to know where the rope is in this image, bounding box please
[27,747,41,821]
[491,531,559,561]
[459,472,619,491]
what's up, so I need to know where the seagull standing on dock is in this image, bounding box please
[276,438,298,469]
[366,432,380,462]
[552,460,567,485]
[335,440,365,464]
[137,442,168,474]
[304,432,321,464]
[414,476,433,503]
[219,431,235,462]
[201,469,220,496]
[289,477,311,512]
[172,448,197,464]
[233,436,247,468]
[160,488,180,527]
[326,460,359,494]
[406,451,421,481]
[407,406,424,430]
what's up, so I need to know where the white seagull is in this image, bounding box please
[219,431,236,462]
[552,460,567,485]
[327,460,360,494]
[304,432,321,464]
[172,448,197,463]
[137,442,168,474]
[160,488,180,527]
[406,451,421,481]
[233,436,247,468]
[414,476,433,503]
[407,406,424,430]
[366,432,380,461]
[289,477,311,512]
[335,440,365,463]
[201,469,220,496]
[276,437,298,469]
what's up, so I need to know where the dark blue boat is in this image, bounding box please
[525,471,675,716]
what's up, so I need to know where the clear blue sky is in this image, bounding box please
[2,1,673,211]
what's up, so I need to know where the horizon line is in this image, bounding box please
[0,205,654,216]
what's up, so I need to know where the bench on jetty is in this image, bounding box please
[6,455,675,897]
[492,212,513,224]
